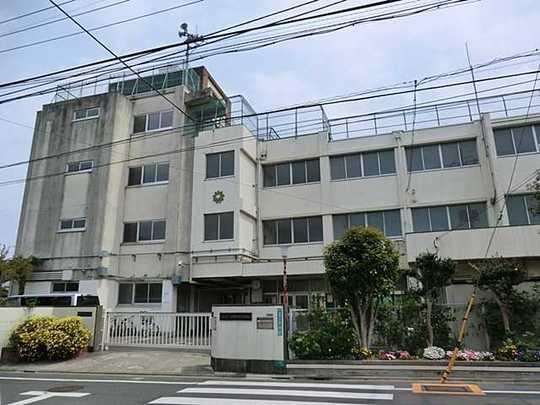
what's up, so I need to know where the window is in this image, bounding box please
[59,218,86,231]
[52,282,79,293]
[506,194,540,225]
[263,216,323,245]
[494,125,539,156]
[333,210,402,239]
[133,110,173,133]
[412,203,488,232]
[263,159,320,187]
[206,151,234,178]
[66,160,93,173]
[118,283,162,304]
[128,162,169,186]
[406,140,479,172]
[122,220,166,242]
[73,107,99,121]
[329,149,396,180]
[204,212,234,241]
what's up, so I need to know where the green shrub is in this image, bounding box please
[289,308,356,360]
[9,316,91,362]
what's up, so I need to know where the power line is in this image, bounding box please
[0,0,77,26]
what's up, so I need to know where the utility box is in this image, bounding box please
[211,304,286,374]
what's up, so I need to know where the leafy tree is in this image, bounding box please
[0,245,8,283]
[5,256,36,294]
[477,257,527,335]
[324,227,400,349]
[408,252,456,347]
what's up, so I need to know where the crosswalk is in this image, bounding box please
[149,380,395,404]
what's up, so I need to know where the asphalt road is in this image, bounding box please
[1,372,539,404]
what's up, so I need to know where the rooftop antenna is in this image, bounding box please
[178,22,203,87]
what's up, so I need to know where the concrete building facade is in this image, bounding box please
[14,67,540,341]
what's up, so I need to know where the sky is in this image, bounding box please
[0,0,539,252]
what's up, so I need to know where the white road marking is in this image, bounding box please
[6,390,90,405]
[177,387,394,400]
[484,390,540,395]
[0,376,195,386]
[150,399,373,405]
[195,380,395,390]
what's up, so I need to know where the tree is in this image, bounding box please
[324,227,400,349]
[5,256,35,295]
[477,257,527,336]
[0,245,8,283]
[408,252,456,347]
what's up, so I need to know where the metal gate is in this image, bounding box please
[103,312,212,350]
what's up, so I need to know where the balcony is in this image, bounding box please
[405,224,540,262]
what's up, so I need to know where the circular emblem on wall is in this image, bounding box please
[213,190,225,204]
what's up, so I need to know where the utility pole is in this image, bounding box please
[280,245,289,360]
[178,23,203,89]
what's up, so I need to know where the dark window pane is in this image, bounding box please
[423,145,441,170]
[263,165,276,187]
[429,206,449,231]
[468,203,488,228]
[263,221,276,245]
[349,213,365,228]
[441,142,460,168]
[74,110,86,120]
[220,151,234,176]
[366,211,384,233]
[292,161,307,184]
[525,194,540,224]
[160,111,173,128]
[384,210,401,237]
[219,212,234,239]
[277,219,292,244]
[134,284,149,303]
[379,150,396,174]
[152,220,166,240]
[513,126,536,153]
[134,115,146,133]
[206,153,220,178]
[293,218,308,243]
[308,216,323,242]
[80,160,93,170]
[138,221,153,241]
[276,163,291,186]
[204,214,219,240]
[535,125,540,146]
[412,208,430,232]
[128,167,142,186]
[149,283,162,303]
[346,154,362,178]
[506,195,528,225]
[156,163,169,182]
[330,156,346,180]
[494,129,515,156]
[147,112,160,131]
[333,215,348,239]
[306,159,320,182]
[406,147,423,171]
[123,223,137,242]
[143,164,156,183]
[60,220,72,230]
[459,140,479,165]
[52,283,65,292]
[67,162,79,172]
[118,284,133,304]
[449,205,470,229]
[363,152,380,176]
[86,108,99,118]
[73,219,86,229]
[66,282,79,292]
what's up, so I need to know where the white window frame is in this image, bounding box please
[133,110,174,134]
[204,212,234,241]
[58,218,87,233]
[333,209,402,239]
[123,220,166,243]
[65,160,94,174]
[263,158,321,187]
[206,151,235,179]
[72,107,100,122]
[406,139,479,172]
[117,282,163,305]
[52,281,79,293]
[506,193,539,225]
[127,162,169,186]
[412,202,488,232]
[329,149,396,181]
[263,216,323,246]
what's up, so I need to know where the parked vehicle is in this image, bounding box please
[6,293,100,307]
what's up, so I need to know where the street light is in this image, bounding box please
[280,245,289,360]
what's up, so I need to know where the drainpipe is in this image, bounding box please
[479,114,498,205]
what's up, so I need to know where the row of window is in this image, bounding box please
[263,216,323,245]
[66,160,93,173]
[206,151,234,178]
[134,110,173,134]
[118,282,162,304]
[412,203,488,232]
[263,159,320,187]
[128,162,169,186]
[333,210,402,239]
[330,149,396,180]
[73,107,99,121]
[123,220,167,243]
[494,125,540,156]
[59,218,86,231]
[406,140,479,172]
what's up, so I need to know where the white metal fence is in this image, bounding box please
[104,312,212,350]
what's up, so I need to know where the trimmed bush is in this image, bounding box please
[9,316,91,362]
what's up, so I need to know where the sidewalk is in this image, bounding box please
[0,349,213,376]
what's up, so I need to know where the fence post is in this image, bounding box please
[100,309,109,351]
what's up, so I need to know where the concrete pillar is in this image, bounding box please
[161,280,177,312]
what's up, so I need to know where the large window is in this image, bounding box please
[118,283,162,304]
[406,139,479,172]
[493,125,540,156]
[411,202,488,232]
[59,218,86,232]
[263,216,323,245]
[263,159,320,187]
[133,110,173,134]
[329,149,396,180]
[52,282,79,293]
[128,162,169,186]
[123,220,166,243]
[73,107,99,121]
[333,210,402,239]
[206,151,234,178]
[506,194,540,225]
[204,212,234,240]
[66,160,93,173]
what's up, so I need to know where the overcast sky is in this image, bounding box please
[0,0,539,252]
